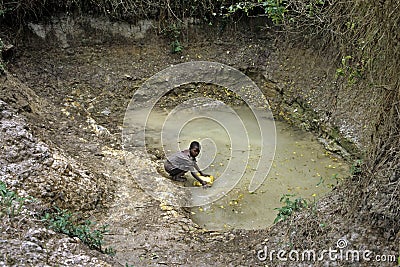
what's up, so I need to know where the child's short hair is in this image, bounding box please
[190,141,201,150]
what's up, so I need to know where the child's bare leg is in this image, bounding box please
[172,171,187,182]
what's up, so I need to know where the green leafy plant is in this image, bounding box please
[336,55,366,85]
[161,23,183,53]
[303,0,326,18]
[170,39,183,53]
[225,0,287,24]
[104,246,116,256]
[350,159,362,175]
[274,194,308,223]
[42,208,115,255]
[0,2,13,18]
[0,181,26,218]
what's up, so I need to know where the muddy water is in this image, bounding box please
[143,104,349,230]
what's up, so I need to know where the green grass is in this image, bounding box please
[42,207,115,255]
[274,193,308,223]
[1,181,115,256]
[0,181,26,218]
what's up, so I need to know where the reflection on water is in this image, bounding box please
[145,105,349,230]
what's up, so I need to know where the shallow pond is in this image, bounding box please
[139,103,349,230]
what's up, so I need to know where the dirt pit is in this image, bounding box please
[2,21,396,266]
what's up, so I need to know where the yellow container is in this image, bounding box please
[193,174,214,186]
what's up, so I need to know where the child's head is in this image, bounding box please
[189,141,201,157]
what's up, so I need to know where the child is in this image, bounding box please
[164,141,211,187]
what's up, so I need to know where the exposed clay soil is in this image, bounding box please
[1,21,397,267]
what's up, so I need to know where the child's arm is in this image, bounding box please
[191,171,208,186]
[194,162,209,177]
